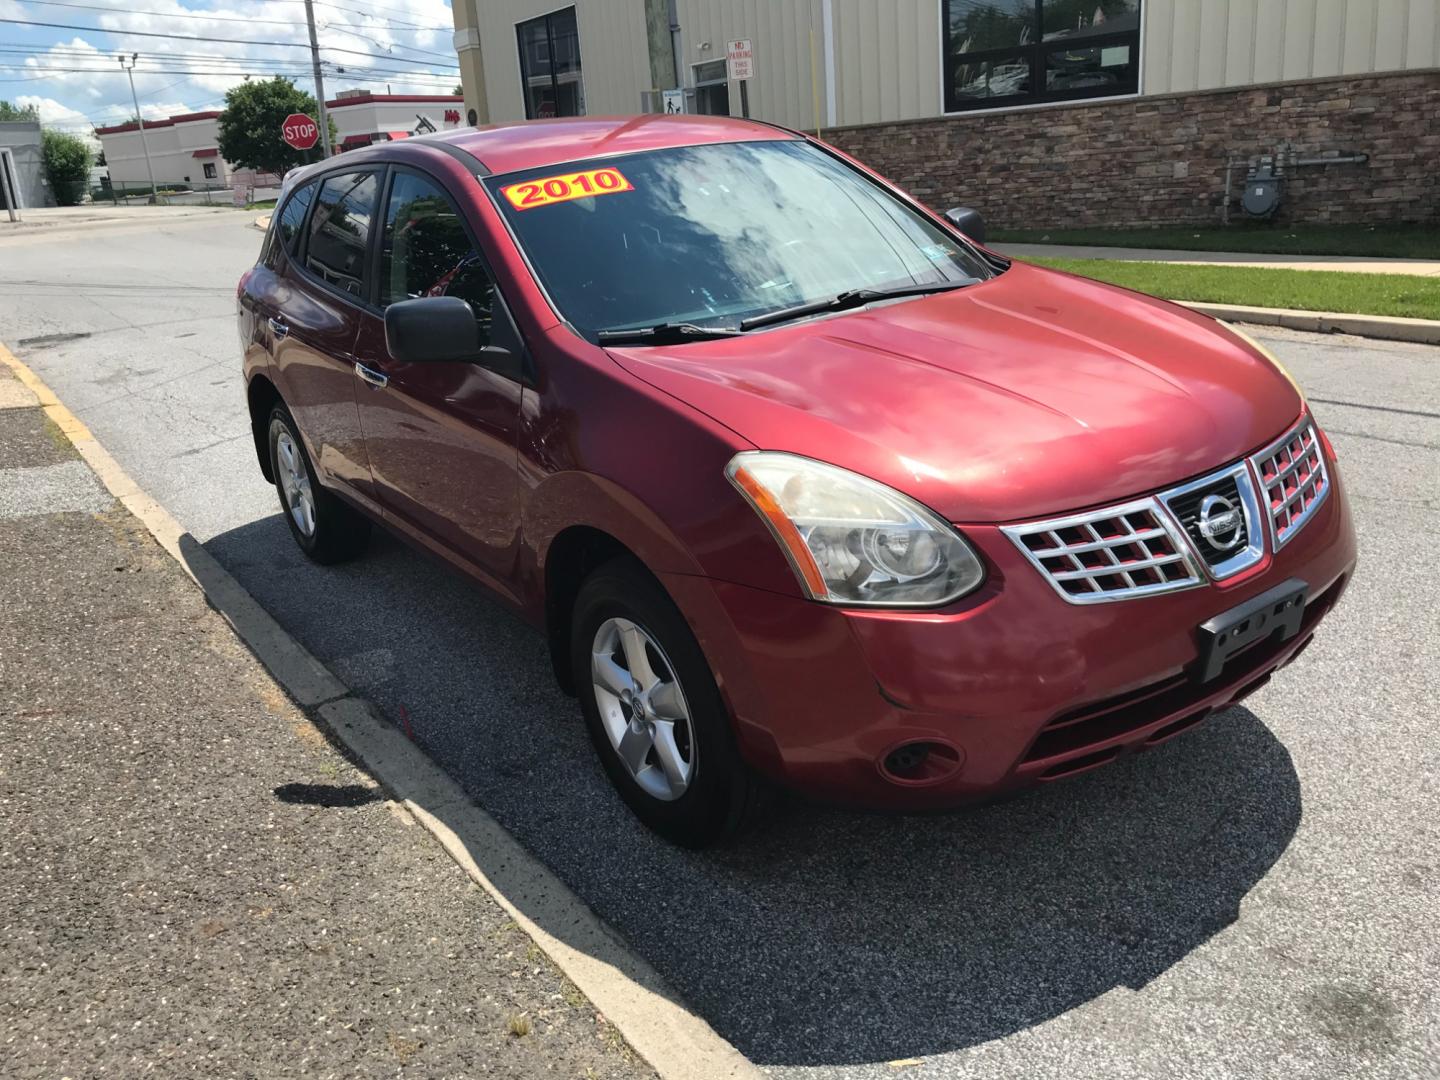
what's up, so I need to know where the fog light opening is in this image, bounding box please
[878,740,964,786]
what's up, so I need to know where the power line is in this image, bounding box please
[0,46,318,67]
[308,0,453,32]
[0,65,461,88]
[320,22,459,62]
[18,0,456,64]
[0,17,460,67]
[0,65,460,82]
[18,0,452,33]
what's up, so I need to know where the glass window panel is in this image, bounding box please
[1042,0,1140,40]
[951,54,1033,102]
[947,0,1037,54]
[517,17,554,120]
[549,6,581,77]
[379,172,493,343]
[305,172,377,297]
[516,7,584,120]
[1044,40,1136,96]
[276,180,316,255]
[694,59,727,84]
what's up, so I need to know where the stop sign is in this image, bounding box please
[281,112,319,151]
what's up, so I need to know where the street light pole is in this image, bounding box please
[302,0,333,158]
[119,53,158,200]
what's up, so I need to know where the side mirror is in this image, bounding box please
[385,295,481,363]
[944,206,986,244]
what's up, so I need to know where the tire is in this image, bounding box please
[571,557,767,848]
[267,403,371,564]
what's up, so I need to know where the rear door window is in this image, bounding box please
[379,170,495,345]
[305,171,380,299]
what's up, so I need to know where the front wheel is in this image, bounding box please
[267,404,371,564]
[570,558,767,847]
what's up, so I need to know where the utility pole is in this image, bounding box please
[302,0,333,158]
[118,53,158,201]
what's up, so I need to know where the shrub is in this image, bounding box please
[41,129,92,206]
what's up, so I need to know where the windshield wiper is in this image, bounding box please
[596,322,744,345]
[739,281,973,332]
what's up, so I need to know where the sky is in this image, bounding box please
[0,0,459,146]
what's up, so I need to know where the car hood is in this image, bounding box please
[604,263,1303,523]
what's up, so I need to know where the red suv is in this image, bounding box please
[239,116,1356,846]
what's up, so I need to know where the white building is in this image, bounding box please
[95,93,464,192]
[94,110,227,193]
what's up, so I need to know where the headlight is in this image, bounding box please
[1222,322,1305,402]
[726,452,985,607]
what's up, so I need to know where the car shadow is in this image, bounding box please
[203,513,1302,1069]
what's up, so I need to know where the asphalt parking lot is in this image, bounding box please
[1,213,1436,1079]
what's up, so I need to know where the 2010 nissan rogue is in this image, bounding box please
[238,115,1357,847]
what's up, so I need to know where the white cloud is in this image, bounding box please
[5,0,458,134]
[15,95,102,150]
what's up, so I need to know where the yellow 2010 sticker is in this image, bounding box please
[500,167,634,211]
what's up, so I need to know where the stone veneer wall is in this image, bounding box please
[822,70,1439,230]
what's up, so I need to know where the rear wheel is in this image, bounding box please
[571,558,766,847]
[267,404,370,564]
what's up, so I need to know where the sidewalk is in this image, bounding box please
[0,364,650,1079]
[992,242,1440,277]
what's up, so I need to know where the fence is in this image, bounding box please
[45,178,280,209]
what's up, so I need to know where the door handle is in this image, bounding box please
[267,316,289,339]
[354,362,389,389]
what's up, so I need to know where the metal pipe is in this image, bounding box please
[667,0,682,91]
[1290,154,1369,166]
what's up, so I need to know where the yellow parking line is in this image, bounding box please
[0,341,93,442]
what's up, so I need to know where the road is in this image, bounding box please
[2,211,1437,1079]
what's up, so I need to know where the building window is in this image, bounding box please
[517,6,584,119]
[203,162,217,180]
[943,0,1140,113]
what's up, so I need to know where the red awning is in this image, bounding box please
[191,147,219,158]
[385,131,410,140]
[339,134,372,149]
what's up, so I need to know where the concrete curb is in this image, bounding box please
[0,342,762,1080]
[1178,301,1440,345]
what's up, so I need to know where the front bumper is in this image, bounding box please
[663,453,1357,810]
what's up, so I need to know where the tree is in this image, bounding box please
[0,100,40,121]
[452,83,463,96]
[41,129,91,206]
[217,77,335,177]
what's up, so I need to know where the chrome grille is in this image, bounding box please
[1004,499,1203,604]
[1250,419,1329,549]
[1157,463,1265,580]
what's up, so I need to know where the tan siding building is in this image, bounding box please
[451,1,1439,227]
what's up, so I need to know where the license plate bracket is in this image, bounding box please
[1195,578,1307,683]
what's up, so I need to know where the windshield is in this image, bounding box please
[486,140,995,339]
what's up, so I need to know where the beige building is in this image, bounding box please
[450,1,1439,227]
[452,1,1438,129]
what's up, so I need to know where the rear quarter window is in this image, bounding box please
[264,180,317,268]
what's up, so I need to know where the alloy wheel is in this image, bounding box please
[590,617,696,801]
[274,427,316,537]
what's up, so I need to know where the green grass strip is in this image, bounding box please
[991,224,1440,260]
[1024,257,1440,321]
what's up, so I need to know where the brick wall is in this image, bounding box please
[823,70,1440,230]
